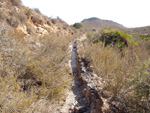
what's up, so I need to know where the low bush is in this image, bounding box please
[51,19,57,24]
[26,23,36,35]
[6,17,20,27]
[17,13,27,23]
[10,0,22,6]
[25,8,32,17]
[31,15,44,25]
[0,10,7,21]
[33,8,41,14]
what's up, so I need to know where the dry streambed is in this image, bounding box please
[54,34,109,113]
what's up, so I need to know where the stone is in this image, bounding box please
[69,105,74,111]
[16,24,28,35]
[12,6,20,13]
[74,106,87,113]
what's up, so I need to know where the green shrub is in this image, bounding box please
[139,35,150,40]
[102,29,130,48]
[87,31,94,38]
[92,29,137,49]
[73,23,82,29]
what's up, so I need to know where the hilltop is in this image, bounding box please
[80,17,126,30]
[80,17,150,36]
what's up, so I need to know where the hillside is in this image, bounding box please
[80,17,150,36]
[0,0,74,37]
[81,17,126,30]
[128,26,150,35]
[0,0,77,112]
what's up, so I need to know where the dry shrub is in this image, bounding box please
[31,15,44,25]
[6,17,20,27]
[51,19,57,24]
[0,74,37,113]
[17,13,27,23]
[33,8,41,14]
[0,26,36,112]
[0,10,7,21]
[25,8,32,17]
[26,23,36,35]
[122,59,150,112]
[10,0,22,6]
[0,25,74,112]
[81,38,150,112]
[43,17,52,25]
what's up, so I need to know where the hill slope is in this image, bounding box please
[81,17,126,30]
[128,26,150,35]
[0,0,76,112]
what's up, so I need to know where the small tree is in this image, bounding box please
[73,23,82,29]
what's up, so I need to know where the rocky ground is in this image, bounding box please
[57,35,90,113]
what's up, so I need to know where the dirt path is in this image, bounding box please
[56,34,88,113]
[58,76,88,113]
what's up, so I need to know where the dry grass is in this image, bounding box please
[0,24,74,112]
[80,35,150,112]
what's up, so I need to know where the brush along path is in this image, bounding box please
[51,34,105,113]
[58,34,124,113]
[29,35,88,113]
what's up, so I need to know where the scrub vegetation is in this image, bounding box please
[0,0,75,112]
[79,29,150,112]
[0,24,74,112]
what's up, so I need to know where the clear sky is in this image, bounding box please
[22,0,150,28]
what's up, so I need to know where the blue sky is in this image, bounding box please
[22,0,150,28]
